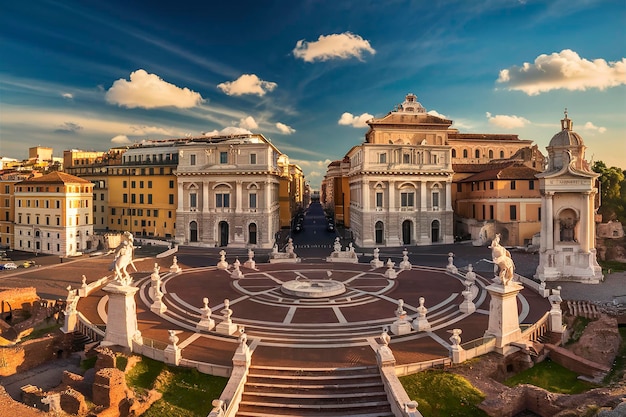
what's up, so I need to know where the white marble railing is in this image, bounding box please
[521,312,550,342]
[75,312,105,342]
[394,357,451,377]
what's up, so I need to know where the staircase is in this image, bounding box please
[236,365,394,417]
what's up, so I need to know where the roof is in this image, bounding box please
[17,171,92,185]
[452,160,515,174]
[460,164,541,182]
[548,114,585,148]
[448,133,522,141]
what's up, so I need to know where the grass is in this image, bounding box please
[399,370,488,417]
[566,316,592,346]
[20,323,62,341]
[599,259,626,274]
[504,359,597,394]
[80,356,97,372]
[116,355,128,372]
[126,356,228,417]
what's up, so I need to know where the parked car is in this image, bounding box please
[21,260,36,268]
[2,262,18,270]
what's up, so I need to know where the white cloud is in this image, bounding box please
[238,116,258,130]
[275,122,295,135]
[338,112,373,128]
[486,112,530,129]
[54,122,83,134]
[427,110,448,119]
[497,49,626,95]
[582,121,607,133]
[203,126,253,137]
[111,135,131,144]
[217,74,277,96]
[293,32,376,63]
[105,69,203,108]
[62,93,73,100]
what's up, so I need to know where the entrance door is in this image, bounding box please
[219,221,229,247]
[375,221,384,245]
[431,220,440,243]
[248,223,257,245]
[402,220,412,245]
[189,221,198,242]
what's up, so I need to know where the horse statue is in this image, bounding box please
[489,234,515,286]
[111,231,136,286]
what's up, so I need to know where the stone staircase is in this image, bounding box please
[236,365,394,416]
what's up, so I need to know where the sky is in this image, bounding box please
[1,0,625,189]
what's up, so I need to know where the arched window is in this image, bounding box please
[451,149,457,158]
[248,223,257,244]
[475,149,480,158]
[463,149,468,158]
[488,150,494,159]
[499,150,505,158]
[375,221,384,245]
[431,220,440,243]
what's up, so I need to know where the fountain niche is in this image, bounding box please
[280,273,346,298]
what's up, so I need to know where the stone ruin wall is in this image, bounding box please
[0,287,39,311]
[0,333,70,377]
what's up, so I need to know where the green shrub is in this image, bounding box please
[504,359,597,394]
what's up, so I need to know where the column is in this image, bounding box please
[420,180,427,211]
[580,191,591,252]
[235,181,243,213]
[388,180,395,211]
[177,182,184,211]
[546,192,554,250]
[265,180,272,213]
[362,179,369,210]
[202,181,209,212]
[445,181,452,211]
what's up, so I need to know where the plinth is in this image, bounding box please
[101,282,140,351]
[484,282,523,354]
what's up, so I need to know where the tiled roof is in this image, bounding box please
[17,171,92,184]
[460,164,541,182]
[452,160,514,173]
[448,133,522,141]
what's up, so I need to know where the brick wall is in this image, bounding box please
[546,344,610,378]
[0,287,38,311]
[0,332,70,376]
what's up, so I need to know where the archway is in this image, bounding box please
[431,220,440,243]
[402,220,412,245]
[249,223,257,245]
[219,221,229,247]
[558,208,578,242]
[189,221,198,242]
[375,221,384,245]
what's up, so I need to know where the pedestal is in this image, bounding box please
[390,320,412,335]
[101,282,140,351]
[243,260,256,269]
[216,321,238,335]
[196,317,215,332]
[450,346,467,364]
[484,283,523,353]
[412,317,431,332]
[164,345,181,366]
[150,300,167,314]
[62,311,78,334]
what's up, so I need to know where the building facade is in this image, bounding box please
[535,113,603,283]
[0,171,37,249]
[175,134,284,248]
[347,94,455,247]
[14,172,94,256]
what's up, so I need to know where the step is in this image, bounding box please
[236,409,395,417]
[245,380,384,390]
[239,399,391,410]
[242,389,387,399]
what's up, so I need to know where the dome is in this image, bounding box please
[548,111,585,148]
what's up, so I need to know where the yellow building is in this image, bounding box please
[107,143,179,239]
[14,171,94,256]
[454,163,542,246]
[0,171,37,249]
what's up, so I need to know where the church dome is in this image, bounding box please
[548,111,584,148]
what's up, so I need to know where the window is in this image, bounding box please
[100,193,104,201]
[510,205,517,220]
[111,208,116,215]
[139,194,144,204]
[456,183,462,192]
[220,152,228,164]
[475,149,480,158]
[148,194,153,204]
[249,193,257,208]
[463,149,468,158]
[123,180,127,188]
[123,194,128,203]
[488,150,494,159]
[490,181,494,190]
[403,153,410,164]
[216,193,230,208]
[432,192,439,208]
[169,194,174,204]
[529,180,535,190]
[169,180,174,188]
[400,192,414,207]
[510,180,516,190]
[250,153,257,164]
[131,181,136,188]
[56,200,60,209]
[500,150,505,158]
[131,194,136,204]
[140,181,144,188]
[153,209,158,217]
[482,205,486,220]
[538,207,541,221]
[148,181,152,188]
[378,153,387,163]
[190,193,197,208]
[375,192,383,208]
[190,154,196,165]
[451,149,457,158]
[490,205,494,220]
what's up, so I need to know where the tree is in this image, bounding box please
[593,161,626,224]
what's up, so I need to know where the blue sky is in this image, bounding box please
[1,0,624,188]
